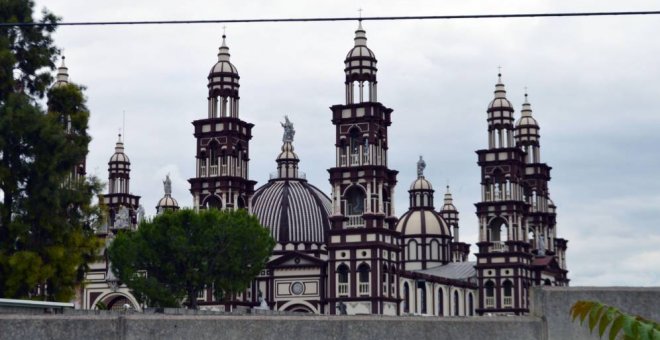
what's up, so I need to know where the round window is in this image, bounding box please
[291,282,304,295]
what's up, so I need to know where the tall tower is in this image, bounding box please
[101,135,141,232]
[48,57,86,184]
[474,74,532,315]
[326,22,399,315]
[515,94,569,286]
[439,186,469,262]
[189,34,256,210]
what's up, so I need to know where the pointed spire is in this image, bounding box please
[444,185,453,205]
[115,133,124,153]
[354,21,367,47]
[53,56,70,87]
[521,91,533,117]
[218,33,231,62]
[494,70,507,99]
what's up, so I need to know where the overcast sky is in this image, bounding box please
[39,0,660,286]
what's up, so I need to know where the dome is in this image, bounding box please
[277,141,299,162]
[344,22,377,80]
[396,210,450,236]
[207,35,240,94]
[157,196,179,209]
[252,180,331,245]
[109,134,130,163]
[410,176,432,191]
[516,94,539,128]
[487,73,513,110]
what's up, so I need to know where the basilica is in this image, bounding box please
[60,21,568,316]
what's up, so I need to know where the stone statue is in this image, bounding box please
[417,155,426,177]
[115,206,130,229]
[281,115,295,143]
[538,234,546,256]
[163,174,172,195]
[137,205,145,224]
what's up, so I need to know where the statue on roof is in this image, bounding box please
[281,115,295,143]
[163,174,172,195]
[417,155,426,178]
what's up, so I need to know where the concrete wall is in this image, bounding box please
[0,287,658,340]
[530,286,660,340]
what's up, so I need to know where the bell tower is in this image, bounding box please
[327,22,399,316]
[474,73,532,315]
[189,34,256,210]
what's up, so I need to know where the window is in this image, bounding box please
[503,280,513,307]
[468,293,474,316]
[358,263,370,295]
[337,264,349,297]
[345,186,365,215]
[438,289,444,316]
[453,291,460,316]
[418,281,427,314]
[382,264,388,294]
[407,240,418,261]
[485,280,495,308]
[403,282,410,313]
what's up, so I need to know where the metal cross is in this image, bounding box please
[358,8,363,19]
[222,25,226,36]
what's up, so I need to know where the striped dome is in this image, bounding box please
[251,180,331,245]
[396,210,450,237]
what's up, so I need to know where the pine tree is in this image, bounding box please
[0,0,103,301]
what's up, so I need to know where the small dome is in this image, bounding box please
[157,196,179,209]
[440,186,457,212]
[396,210,450,236]
[487,74,513,110]
[410,177,433,191]
[207,35,240,95]
[277,142,299,161]
[109,134,130,163]
[344,22,377,80]
[252,181,331,245]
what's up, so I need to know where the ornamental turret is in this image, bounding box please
[439,186,469,262]
[327,22,399,315]
[102,134,141,231]
[397,157,451,270]
[189,34,256,210]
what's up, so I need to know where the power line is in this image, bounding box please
[2,10,660,27]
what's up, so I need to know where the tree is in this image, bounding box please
[108,209,275,309]
[0,0,103,301]
[570,300,660,340]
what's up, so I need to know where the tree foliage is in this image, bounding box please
[570,300,660,340]
[108,209,275,309]
[0,0,103,301]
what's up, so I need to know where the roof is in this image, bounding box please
[414,261,477,281]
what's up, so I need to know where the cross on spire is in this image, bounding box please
[222,25,226,37]
[358,8,363,19]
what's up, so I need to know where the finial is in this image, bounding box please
[222,25,226,37]
[358,8,363,20]
[416,155,426,178]
[281,115,295,143]
[524,89,529,104]
[61,55,66,67]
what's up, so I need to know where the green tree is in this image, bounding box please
[0,0,103,301]
[108,209,275,309]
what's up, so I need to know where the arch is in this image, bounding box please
[453,290,460,316]
[203,195,223,210]
[337,263,349,283]
[279,300,319,314]
[357,263,370,283]
[485,280,495,297]
[348,127,361,155]
[92,292,140,311]
[419,282,427,314]
[237,196,246,209]
[544,278,552,286]
[487,216,508,242]
[503,280,513,297]
[403,282,410,314]
[437,287,444,316]
[345,186,366,215]
[430,239,440,260]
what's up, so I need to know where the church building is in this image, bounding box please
[70,21,568,315]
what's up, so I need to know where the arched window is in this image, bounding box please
[382,264,388,294]
[337,264,349,297]
[503,280,513,307]
[430,240,440,260]
[485,280,495,308]
[438,289,444,316]
[418,281,427,314]
[358,263,370,295]
[349,128,361,155]
[403,282,410,314]
[453,291,460,316]
[407,240,418,261]
[389,265,396,296]
[468,293,474,316]
[345,186,365,216]
[205,196,222,210]
[488,217,508,243]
